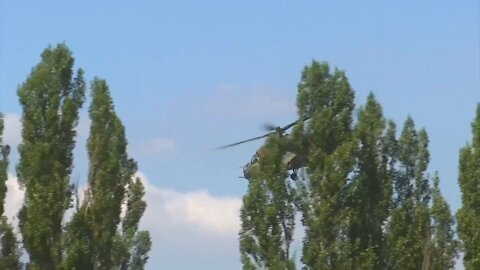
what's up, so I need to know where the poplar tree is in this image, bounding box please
[429,172,458,269]
[119,177,152,270]
[63,204,93,269]
[347,93,392,269]
[0,113,22,269]
[239,135,296,270]
[386,118,432,269]
[457,103,480,269]
[16,44,86,269]
[294,60,356,269]
[64,78,150,269]
[0,113,7,216]
[84,78,138,269]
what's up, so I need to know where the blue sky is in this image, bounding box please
[0,1,479,269]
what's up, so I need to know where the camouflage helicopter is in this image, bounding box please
[217,115,311,180]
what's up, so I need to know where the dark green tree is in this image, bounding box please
[84,78,138,269]
[119,177,152,270]
[428,172,458,270]
[457,103,480,269]
[0,217,22,270]
[386,118,432,269]
[63,203,93,270]
[294,60,356,269]
[64,78,150,270]
[347,93,392,269]
[16,44,86,269]
[124,230,151,270]
[0,113,22,269]
[0,113,8,216]
[239,135,296,270]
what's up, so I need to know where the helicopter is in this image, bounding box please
[217,115,311,180]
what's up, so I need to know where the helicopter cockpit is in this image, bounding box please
[242,153,259,179]
[250,153,259,164]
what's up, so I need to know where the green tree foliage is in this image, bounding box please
[457,103,480,269]
[64,78,150,270]
[5,44,151,269]
[347,93,392,269]
[0,217,22,270]
[386,118,432,269]
[294,60,356,269]
[63,204,93,270]
[239,135,296,270]
[86,78,138,269]
[0,113,9,216]
[16,43,86,269]
[0,113,22,269]
[119,177,152,270]
[124,230,152,270]
[428,172,458,270]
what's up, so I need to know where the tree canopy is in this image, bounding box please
[239,60,462,270]
[3,43,151,270]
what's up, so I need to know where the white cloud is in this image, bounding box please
[204,85,296,119]
[3,113,22,149]
[135,171,241,237]
[3,169,243,269]
[134,138,176,156]
[4,173,24,224]
[133,171,243,269]
[16,165,239,241]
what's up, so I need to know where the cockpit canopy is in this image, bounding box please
[250,154,259,164]
[243,153,260,179]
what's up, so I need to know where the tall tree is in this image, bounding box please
[239,135,296,270]
[63,203,93,270]
[386,118,432,269]
[0,113,22,269]
[16,44,86,269]
[64,78,150,270]
[0,113,8,216]
[85,78,138,269]
[457,103,480,269]
[347,93,392,269]
[428,172,458,270]
[294,60,356,269]
[119,177,152,270]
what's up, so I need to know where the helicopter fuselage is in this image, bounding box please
[241,147,302,180]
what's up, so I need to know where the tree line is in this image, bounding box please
[239,61,479,270]
[0,44,151,269]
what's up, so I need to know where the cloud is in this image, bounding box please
[4,169,241,236]
[3,169,243,269]
[3,113,22,149]
[4,173,24,224]
[134,138,176,156]
[135,171,241,237]
[133,171,243,269]
[204,85,296,119]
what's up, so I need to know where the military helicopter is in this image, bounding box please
[217,115,311,180]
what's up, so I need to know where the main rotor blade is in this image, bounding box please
[280,115,312,132]
[217,114,312,150]
[280,120,299,132]
[216,133,271,149]
[261,123,277,132]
